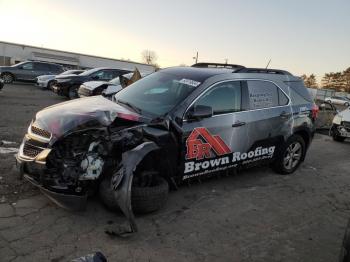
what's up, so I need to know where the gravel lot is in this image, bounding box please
[1,83,350,262]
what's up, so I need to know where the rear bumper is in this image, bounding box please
[16,154,87,211]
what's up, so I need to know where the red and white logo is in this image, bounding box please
[186,127,231,160]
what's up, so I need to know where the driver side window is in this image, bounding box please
[194,81,242,115]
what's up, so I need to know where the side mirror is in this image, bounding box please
[187,105,213,120]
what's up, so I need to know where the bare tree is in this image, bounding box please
[141,50,158,65]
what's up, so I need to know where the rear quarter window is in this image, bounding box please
[284,81,312,104]
[247,80,279,109]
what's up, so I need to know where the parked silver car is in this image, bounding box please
[36,69,85,89]
[325,96,350,107]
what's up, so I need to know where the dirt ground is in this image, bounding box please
[1,83,350,262]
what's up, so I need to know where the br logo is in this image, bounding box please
[186,127,231,160]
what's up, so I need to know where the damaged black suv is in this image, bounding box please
[16,63,317,232]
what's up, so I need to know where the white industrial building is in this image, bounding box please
[0,41,155,72]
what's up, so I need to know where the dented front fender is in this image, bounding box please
[111,141,160,233]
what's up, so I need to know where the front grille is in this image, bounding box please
[23,142,43,158]
[31,125,51,139]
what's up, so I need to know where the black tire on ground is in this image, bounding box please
[345,102,349,107]
[132,175,169,214]
[272,134,305,175]
[99,175,120,211]
[2,73,14,84]
[68,86,78,99]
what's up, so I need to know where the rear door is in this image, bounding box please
[232,80,292,160]
[33,63,50,79]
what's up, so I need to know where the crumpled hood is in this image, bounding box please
[82,81,109,90]
[33,96,143,140]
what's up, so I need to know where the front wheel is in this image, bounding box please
[345,102,349,107]
[273,135,305,174]
[2,73,14,84]
[68,86,78,99]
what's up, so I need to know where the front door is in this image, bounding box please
[181,80,243,180]
[180,79,291,180]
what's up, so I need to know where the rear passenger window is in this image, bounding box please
[247,81,279,109]
[195,81,242,115]
[35,63,49,71]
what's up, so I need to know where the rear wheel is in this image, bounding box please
[345,102,349,107]
[273,135,305,174]
[2,73,14,84]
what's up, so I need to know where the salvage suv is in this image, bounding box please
[16,63,317,232]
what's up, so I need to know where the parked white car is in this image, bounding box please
[36,69,84,89]
[325,96,350,107]
[331,107,350,142]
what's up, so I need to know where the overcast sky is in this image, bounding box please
[0,0,349,79]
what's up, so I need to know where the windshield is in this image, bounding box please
[79,68,101,76]
[113,71,200,116]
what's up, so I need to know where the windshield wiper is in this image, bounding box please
[117,99,142,114]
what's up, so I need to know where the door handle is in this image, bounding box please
[232,121,246,127]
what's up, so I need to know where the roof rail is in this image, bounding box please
[192,62,245,69]
[235,68,292,76]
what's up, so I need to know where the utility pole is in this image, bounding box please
[265,59,271,69]
[224,58,228,64]
[193,51,198,64]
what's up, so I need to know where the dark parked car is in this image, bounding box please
[78,71,147,98]
[0,61,64,84]
[52,67,130,99]
[16,63,317,233]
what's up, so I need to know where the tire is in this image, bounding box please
[46,80,54,90]
[2,73,14,84]
[68,86,78,99]
[99,175,120,211]
[345,102,349,107]
[99,173,169,214]
[132,175,169,214]
[273,135,305,175]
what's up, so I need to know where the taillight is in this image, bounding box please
[311,104,319,119]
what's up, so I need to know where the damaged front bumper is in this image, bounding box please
[16,150,88,211]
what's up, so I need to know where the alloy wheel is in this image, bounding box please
[283,141,302,170]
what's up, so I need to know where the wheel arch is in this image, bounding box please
[1,72,15,80]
